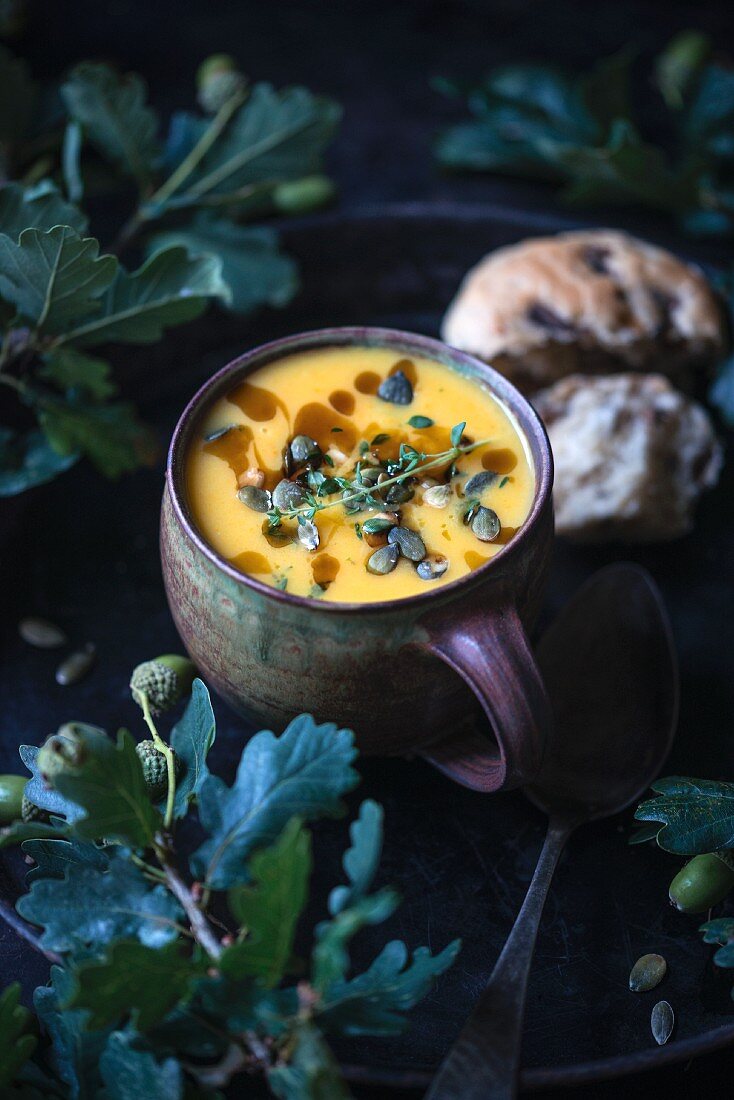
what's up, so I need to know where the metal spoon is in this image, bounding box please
[427,563,678,1100]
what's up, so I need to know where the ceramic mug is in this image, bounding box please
[161,327,554,792]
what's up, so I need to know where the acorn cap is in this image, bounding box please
[130,655,196,715]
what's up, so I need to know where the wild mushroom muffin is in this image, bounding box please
[441,230,726,394]
[534,373,722,543]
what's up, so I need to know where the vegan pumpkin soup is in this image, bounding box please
[186,346,534,602]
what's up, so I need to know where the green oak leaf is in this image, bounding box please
[37,398,156,479]
[635,777,734,854]
[194,974,298,1034]
[18,857,182,956]
[23,835,109,883]
[0,428,78,497]
[99,1031,183,1100]
[0,180,88,239]
[191,714,358,889]
[50,727,161,846]
[34,966,109,1099]
[0,983,37,1088]
[223,817,312,986]
[20,742,87,824]
[69,941,203,1031]
[0,819,68,850]
[701,918,734,970]
[61,62,160,187]
[655,30,710,111]
[317,939,460,1037]
[60,245,229,347]
[268,1022,351,1100]
[312,889,399,993]
[170,678,216,818]
[147,216,298,315]
[328,800,383,916]
[183,83,341,199]
[40,348,116,400]
[0,226,117,332]
[539,119,689,211]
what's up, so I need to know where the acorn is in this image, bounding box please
[130,655,197,715]
[135,740,183,801]
[21,793,50,824]
[272,175,337,215]
[36,722,89,783]
[196,54,246,113]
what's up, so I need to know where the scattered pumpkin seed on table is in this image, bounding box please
[18,617,67,649]
[55,643,96,686]
[629,953,667,992]
[651,1000,674,1045]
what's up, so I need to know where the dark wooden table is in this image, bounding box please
[5,1,734,1096]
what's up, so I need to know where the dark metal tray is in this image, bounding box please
[2,205,734,1092]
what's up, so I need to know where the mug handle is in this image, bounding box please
[415,603,551,792]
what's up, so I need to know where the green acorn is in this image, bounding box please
[36,722,89,783]
[135,740,183,801]
[21,793,50,824]
[130,654,197,715]
[272,175,336,215]
[196,53,246,113]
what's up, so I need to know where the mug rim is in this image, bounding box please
[166,326,553,615]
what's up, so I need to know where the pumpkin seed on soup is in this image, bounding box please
[387,526,426,562]
[471,506,501,543]
[377,370,413,406]
[238,486,271,512]
[367,544,399,575]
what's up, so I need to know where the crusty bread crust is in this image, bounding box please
[534,373,723,543]
[442,230,726,393]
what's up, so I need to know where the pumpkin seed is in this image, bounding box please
[272,479,307,512]
[471,506,501,543]
[423,484,451,509]
[417,554,449,580]
[651,1000,674,1045]
[237,486,272,512]
[629,954,667,993]
[55,643,96,686]
[386,481,415,505]
[297,519,320,551]
[388,526,426,562]
[290,434,321,466]
[464,470,499,497]
[204,423,238,442]
[359,466,382,486]
[377,370,413,405]
[366,544,399,575]
[19,617,67,649]
[408,415,434,428]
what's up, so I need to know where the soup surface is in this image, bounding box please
[186,346,534,602]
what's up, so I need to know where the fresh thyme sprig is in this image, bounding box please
[268,422,492,527]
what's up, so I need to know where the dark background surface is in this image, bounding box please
[3,0,734,1096]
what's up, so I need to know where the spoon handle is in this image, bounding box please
[426,817,573,1100]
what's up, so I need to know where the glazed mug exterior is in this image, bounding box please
[161,327,554,792]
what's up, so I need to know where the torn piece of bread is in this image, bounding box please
[442,230,726,393]
[533,373,723,543]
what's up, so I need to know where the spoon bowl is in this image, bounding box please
[528,562,679,822]
[428,563,679,1100]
